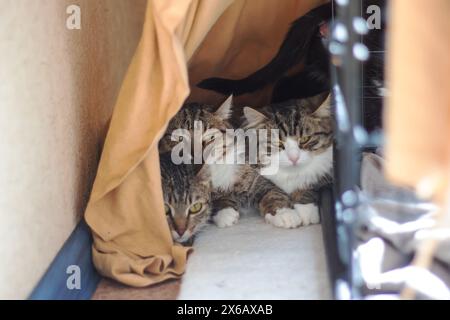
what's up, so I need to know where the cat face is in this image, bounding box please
[244,93,333,172]
[159,96,233,155]
[160,155,212,244]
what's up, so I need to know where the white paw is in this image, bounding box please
[213,207,240,228]
[294,203,320,226]
[265,208,302,229]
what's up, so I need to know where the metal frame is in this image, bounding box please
[320,0,386,299]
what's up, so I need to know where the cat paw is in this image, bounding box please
[213,208,240,228]
[265,208,302,229]
[294,203,320,226]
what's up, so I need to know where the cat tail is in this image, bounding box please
[197,3,332,96]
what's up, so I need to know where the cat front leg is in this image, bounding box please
[211,192,240,228]
[291,189,320,226]
[258,189,303,229]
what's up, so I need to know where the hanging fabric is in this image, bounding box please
[84,0,326,286]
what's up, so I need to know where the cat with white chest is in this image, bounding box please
[242,92,333,228]
[159,97,301,234]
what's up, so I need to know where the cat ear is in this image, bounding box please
[312,94,331,117]
[243,107,267,126]
[215,95,233,119]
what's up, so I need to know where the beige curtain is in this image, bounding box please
[385,0,450,205]
[85,0,325,286]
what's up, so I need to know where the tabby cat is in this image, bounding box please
[160,153,212,245]
[159,97,302,229]
[243,92,334,226]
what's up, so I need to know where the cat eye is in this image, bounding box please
[299,136,311,144]
[164,204,171,215]
[276,140,285,149]
[189,202,203,214]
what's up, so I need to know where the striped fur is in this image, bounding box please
[160,154,212,245]
[159,97,232,154]
[243,92,334,209]
[159,97,300,229]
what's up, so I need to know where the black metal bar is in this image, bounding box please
[319,187,346,298]
[329,0,365,299]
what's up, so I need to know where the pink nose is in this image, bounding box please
[175,225,187,236]
[288,154,300,164]
[173,217,188,236]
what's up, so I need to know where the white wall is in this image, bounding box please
[0,0,146,299]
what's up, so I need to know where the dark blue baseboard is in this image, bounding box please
[28,220,101,300]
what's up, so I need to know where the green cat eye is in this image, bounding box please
[299,136,311,144]
[164,204,171,215]
[189,202,203,214]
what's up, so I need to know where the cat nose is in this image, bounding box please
[288,154,300,164]
[175,225,187,236]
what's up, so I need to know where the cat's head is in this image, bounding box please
[160,154,212,245]
[159,96,233,155]
[243,93,333,171]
